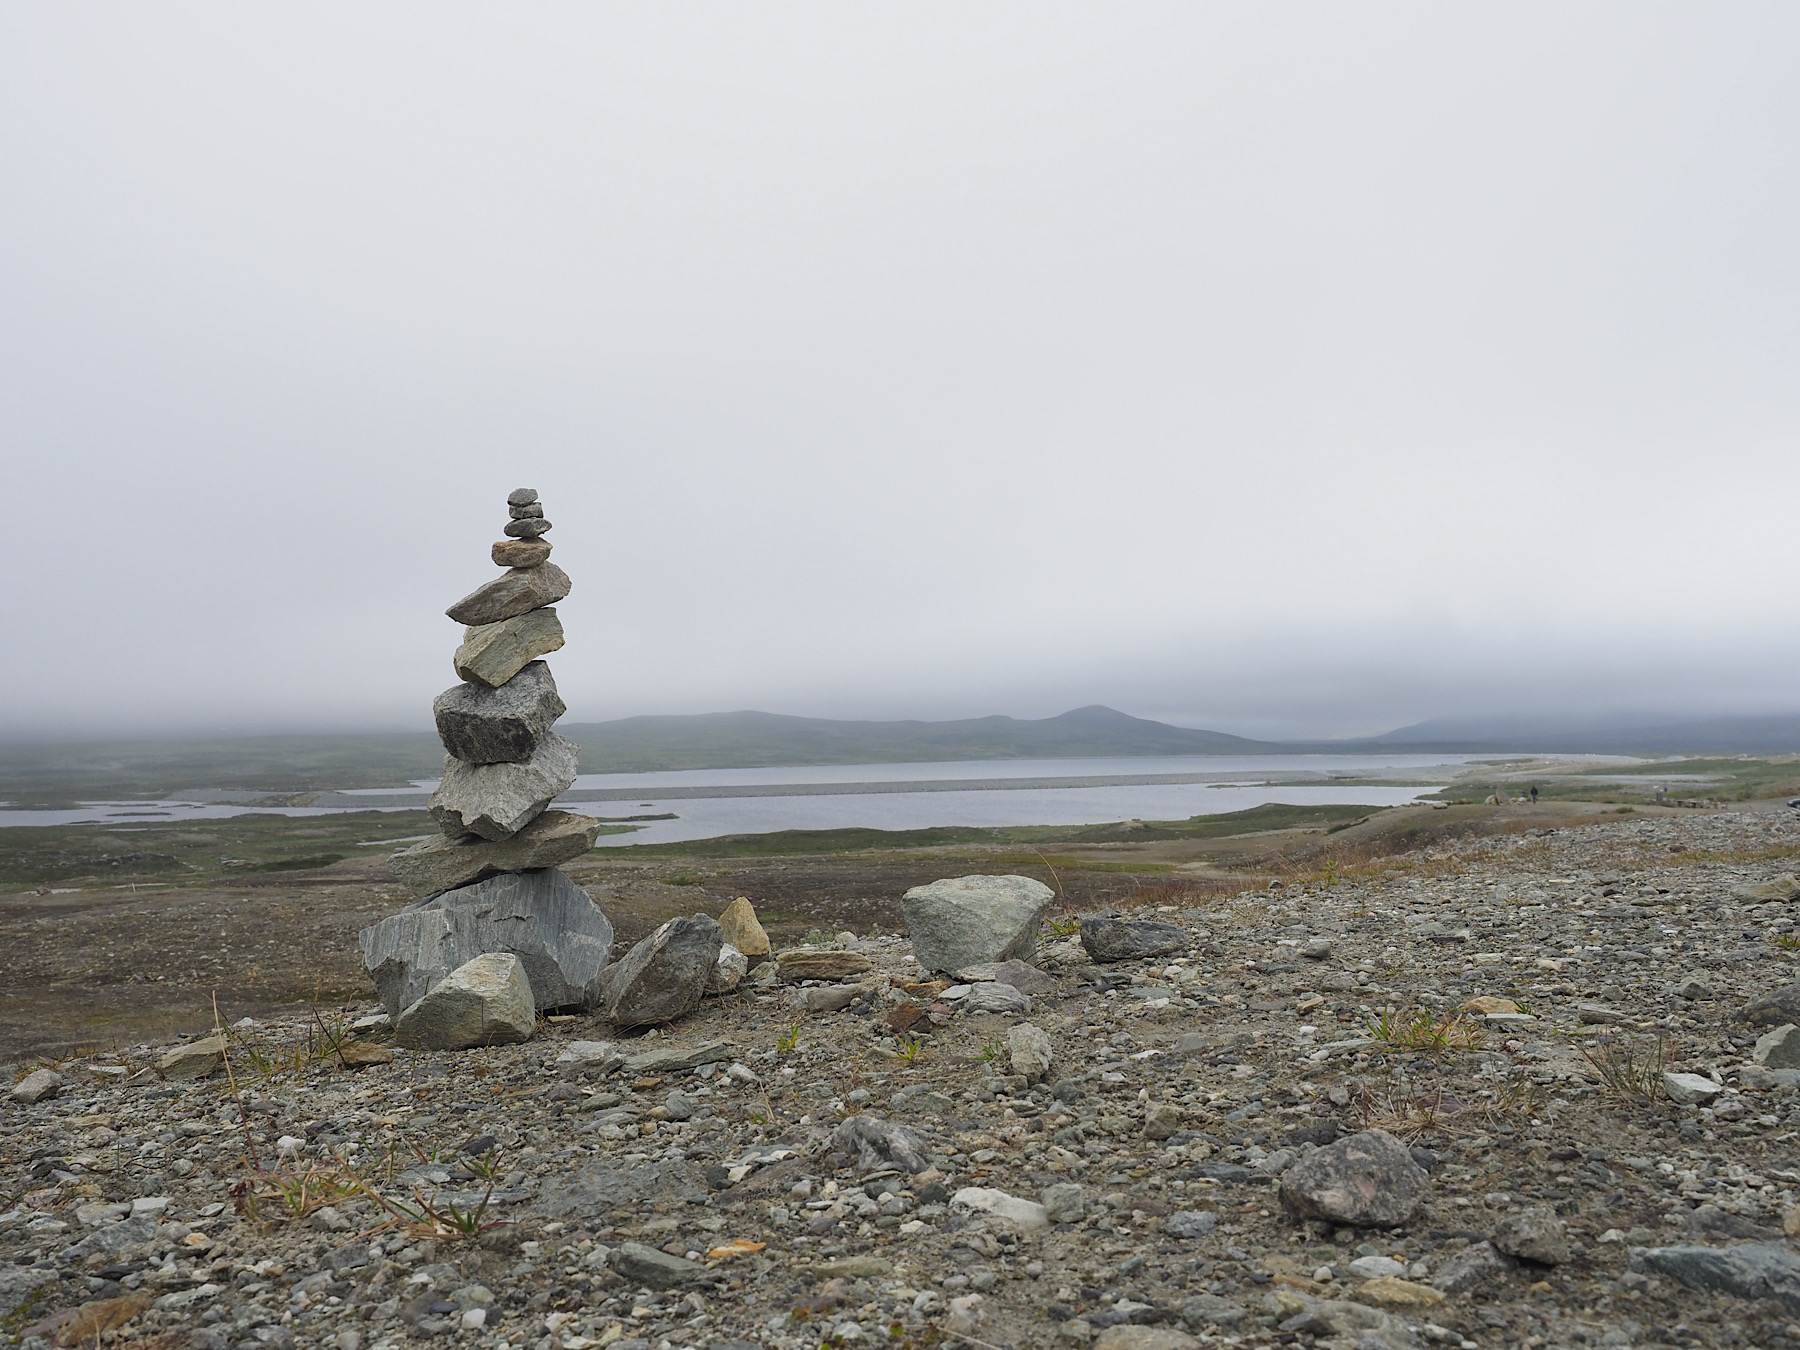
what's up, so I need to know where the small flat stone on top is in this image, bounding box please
[507,487,539,506]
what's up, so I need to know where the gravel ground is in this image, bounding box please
[5,805,1800,1350]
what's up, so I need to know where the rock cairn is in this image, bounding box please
[359,489,617,1028]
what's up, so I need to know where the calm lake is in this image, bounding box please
[2,752,1478,840]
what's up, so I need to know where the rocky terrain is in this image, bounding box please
[6,803,1800,1350]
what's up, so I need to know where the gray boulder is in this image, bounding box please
[831,1113,932,1173]
[599,914,724,1028]
[957,957,1058,995]
[1041,1182,1087,1223]
[1081,913,1188,963]
[902,874,1054,975]
[389,809,602,899]
[1741,981,1800,1028]
[1279,1128,1430,1227]
[1634,1242,1800,1314]
[1491,1205,1570,1265]
[1008,1022,1054,1081]
[428,733,578,840]
[1755,1023,1800,1070]
[432,661,567,765]
[10,1068,63,1103]
[393,952,535,1051]
[360,867,615,1014]
[1430,1240,1512,1293]
[454,607,565,688]
[446,562,571,626]
[612,1241,705,1289]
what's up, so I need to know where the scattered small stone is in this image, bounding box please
[10,1068,63,1103]
[1491,1205,1570,1265]
[1662,1071,1724,1104]
[157,1034,227,1081]
[1008,1022,1054,1081]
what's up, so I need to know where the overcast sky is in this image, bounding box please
[3,5,1797,742]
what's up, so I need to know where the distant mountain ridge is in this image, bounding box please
[557,704,1273,771]
[3,704,1797,802]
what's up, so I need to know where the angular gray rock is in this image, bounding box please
[1080,913,1188,963]
[598,914,724,1028]
[503,515,553,539]
[1633,1242,1800,1315]
[1755,1023,1800,1069]
[1180,1294,1247,1329]
[902,874,1054,975]
[1278,1128,1430,1227]
[707,943,749,995]
[1008,1022,1054,1081]
[432,661,567,765]
[535,1158,708,1218]
[445,562,572,626]
[1491,1205,1570,1265]
[10,1068,63,1103]
[59,1215,159,1265]
[1430,1241,1512,1293]
[454,607,565,688]
[389,810,602,899]
[957,957,1058,996]
[428,733,578,841]
[1041,1182,1087,1223]
[157,1034,226,1080]
[360,867,615,1014]
[622,1041,736,1074]
[1166,1210,1219,1239]
[393,951,535,1051]
[1741,981,1800,1028]
[507,486,538,507]
[831,1113,932,1173]
[612,1241,705,1288]
[0,1263,57,1319]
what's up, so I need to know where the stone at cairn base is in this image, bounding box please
[393,952,535,1051]
[433,660,567,765]
[598,913,725,1028]
[719,896,772,958]
[454,607,565,688]
[389,809,603,899]
[445,562,572,626]
[429,732,578,840]
[360,866,615,1014]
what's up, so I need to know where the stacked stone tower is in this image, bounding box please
[359,489,617,1017]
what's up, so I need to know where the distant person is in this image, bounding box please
[1530,786,1539,805]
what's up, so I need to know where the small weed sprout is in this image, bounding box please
[895,1035,927,1067]
[777,1023,804,1054]
[1366,1007,1486,1054]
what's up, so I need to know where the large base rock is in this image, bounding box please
[429,733,578,840]
[389,810,602,899]
[454,607,565,688]
[446,562,571,626]
[360,867,615,1014]
[393,952,535,1050]
[433,661,567,765]
[599,914,724,1028]
[901,874,1053,976]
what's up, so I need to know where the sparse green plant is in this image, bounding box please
[777,1023,803,1054]
[1044,915,1081,938]
[1350,1076,1540,1141]
[1775,935,1800,953]
[1366,1007,1486,1054]
[1575,1032,1668,1101]
[894,1035,927,1066]
[977,1039,1005,1062]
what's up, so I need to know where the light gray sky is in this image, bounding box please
[3,4,1797,742]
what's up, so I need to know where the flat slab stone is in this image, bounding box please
[433,661,566,765]
[389,809,602,899]
[1634,1242,1800,1315]
[446,562,571,626]
[454,607,565,688]
[492,538,551,567]
[776,949,874,981]
[429,733,578,841]
[623,1040,737,1074]
[1081,913,1188,963]
[956,958,1058,995]
[393,952,535,1051]
[360,866,615,1014]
